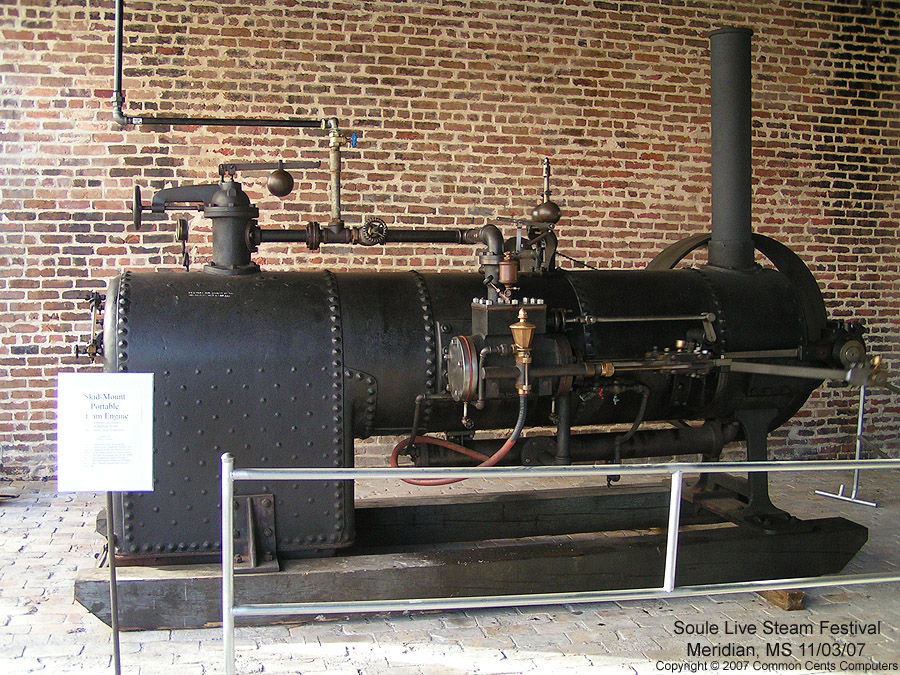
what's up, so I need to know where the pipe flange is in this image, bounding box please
[447,336,478,402]
[247,224,261,251]
[306,222,322,251]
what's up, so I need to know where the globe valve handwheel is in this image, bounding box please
[358,218,388,246]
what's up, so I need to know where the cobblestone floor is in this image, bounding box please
[1,470,899,674]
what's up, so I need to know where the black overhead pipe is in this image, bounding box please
[708,27,756,271]
[112,0,327,130]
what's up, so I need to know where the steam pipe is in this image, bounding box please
[113,0,325,130]
[610,384,651,484]
[256,225,506,247]
[328,128,343,230]
[708,27,755,271]
[417,421,740,467]
[553,393,572,465]
[258,222,506,298]
[113,0,126,126]
[478,224,504,256]
[124,114,326,129]
[391,224,501,252]
[469,225,504,301]
[384,230,470,243]
[257,229,310,244]
[405,394,426,456]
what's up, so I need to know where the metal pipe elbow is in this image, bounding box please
[113,111,129,127]
[478,224,503,256]
[112,98,131,128]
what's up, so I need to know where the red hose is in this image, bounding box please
[390,434,516,486]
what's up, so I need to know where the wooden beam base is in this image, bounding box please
[75,486,867,630]
[757,589,806,611]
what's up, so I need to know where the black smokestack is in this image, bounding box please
[708,27,755,271]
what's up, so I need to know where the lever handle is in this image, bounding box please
[132,183,221,230]
[150,183,220,210]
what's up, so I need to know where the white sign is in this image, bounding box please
[56,372,154,492]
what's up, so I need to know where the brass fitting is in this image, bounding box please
[328,125,354,149]
[597,361,615,378]
[510,308,536,395]
[499,253,518,287]
[866,355,886,388]
[330,132,348,149]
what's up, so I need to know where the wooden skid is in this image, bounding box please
[75,488,867,630]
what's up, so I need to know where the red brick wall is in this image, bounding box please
[1,0,898,478]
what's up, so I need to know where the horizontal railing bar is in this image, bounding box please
[230,572,900,618]
[232,458,900,482]
[222,382,896,675]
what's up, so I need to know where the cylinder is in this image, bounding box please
[708,27,755,270]
[103,265,818,562]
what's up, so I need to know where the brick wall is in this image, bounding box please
[1,0,897,478]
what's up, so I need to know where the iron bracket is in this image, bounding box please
[232,495,280,574]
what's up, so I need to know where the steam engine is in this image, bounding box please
[90,29,875,565]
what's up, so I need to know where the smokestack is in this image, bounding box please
[708,27,755,271]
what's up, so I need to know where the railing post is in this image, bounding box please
[815,386,878,507]
[222,453,235,675]
[663,470,684,593]
[106,491,122,675]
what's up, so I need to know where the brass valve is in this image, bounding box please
[328,126,357,149]
[865,356,900,394]
[509,308,536,395]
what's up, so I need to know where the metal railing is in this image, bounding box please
[816,385,880,507]
[221,455,900,675]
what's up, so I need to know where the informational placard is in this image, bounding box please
[56,372,154,492]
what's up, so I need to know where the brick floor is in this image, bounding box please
[1,469,900,673]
